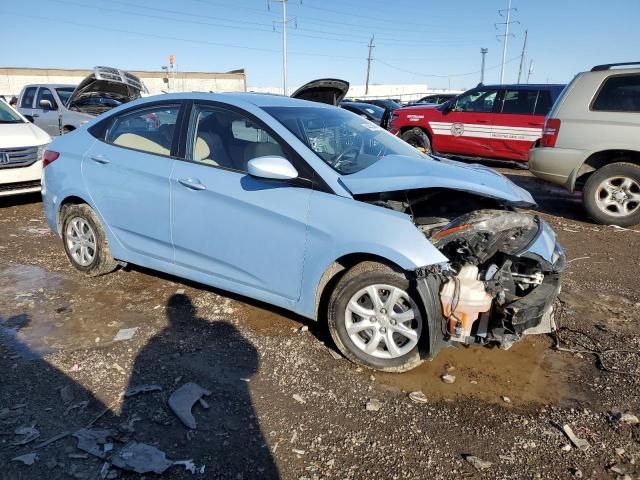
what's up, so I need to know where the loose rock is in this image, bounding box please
[366,399,382,412]
[441,374,456,384]
[408,391,428,404]
[464,455,493,471]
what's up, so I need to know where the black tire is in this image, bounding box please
[401,127,432,154]
[583,162,640,227]
[61,204,118,277]
[327,262,425,372]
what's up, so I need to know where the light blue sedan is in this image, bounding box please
[42,93,565,371]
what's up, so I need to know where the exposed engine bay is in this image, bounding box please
[358,188,566,351]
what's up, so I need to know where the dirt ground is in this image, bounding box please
[1,169,639,479]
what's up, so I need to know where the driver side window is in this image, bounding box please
[188,105,286,173]
[454,90,498,113]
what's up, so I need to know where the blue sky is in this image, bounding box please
[2,0,639,91]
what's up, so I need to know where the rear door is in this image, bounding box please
[33,87,61,136]
[491,88,550,161]
[82,101,183,261]
[430,88,500,157]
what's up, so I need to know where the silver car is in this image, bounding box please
[17,66,147,136]
[529,62,640,226]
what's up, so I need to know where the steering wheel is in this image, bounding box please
[331,147,360,170]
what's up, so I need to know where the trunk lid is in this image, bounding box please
[291,78,350,105]
[67,66,148,115]
[340,155,536,207]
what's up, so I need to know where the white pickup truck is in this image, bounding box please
[17,66,147,136]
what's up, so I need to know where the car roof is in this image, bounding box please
[23,84,76,89]
[479,84,565,90]
[134,91,336,109]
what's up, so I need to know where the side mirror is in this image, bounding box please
[39,99,54,110]
[247,156,298,181]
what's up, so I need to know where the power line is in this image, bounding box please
[374,55,521,79]
[7,11,362,60]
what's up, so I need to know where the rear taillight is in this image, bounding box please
[540,118,561,148]
[43,150,60,167]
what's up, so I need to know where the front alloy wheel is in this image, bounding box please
[328,262,425,372]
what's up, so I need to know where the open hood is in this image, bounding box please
[340,155,536,207]
[291,78,349,105]
[67,66,148,115]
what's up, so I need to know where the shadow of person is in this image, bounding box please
[117,294,279,479]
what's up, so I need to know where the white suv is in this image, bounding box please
[529,62,640,226]
[0,99,50,197]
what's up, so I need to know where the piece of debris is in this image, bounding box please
[366,399,382,412]
[464,454,493,471]
[571,467,583,478]
[111,363,126,375]
[501,396,512,404]
[292,394,306,404]
[12,425,40,445]
[69,364,81,372]
[615,448,626,457]
[65,400,90,416]
[113,327,139,342]
[125,384,162,398]
[441,374,456,384]
[408,391,428,404]
[68,453,90,459]
[34,431,70,449]
[59,385,75,404]
[561,444,572,452]
[609,464,627,475]
[168,383,212,429]
[111,441,173,474]
[100,462,110,479]
[12,453,38,465]
[615,413,639,425]
[560,424,590,451]
[73,428,113,459]
[299,325,309,332]
[174,459,197,474]
[444,363,456,372]
[292,448,306,455]
[176,288,185,295]
[327,349,342,360]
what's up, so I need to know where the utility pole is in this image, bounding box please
[270,0,295,95]
[480,48,488,84]
[526,59,534,83]
[517,29,528,84]
[496,0,518,84]
[365,35,375,95]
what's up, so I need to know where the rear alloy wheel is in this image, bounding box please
[583,162,640,226]
[401,127,432,154]
[61,204,118,276]
[328,262,424,372]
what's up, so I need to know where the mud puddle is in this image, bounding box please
[376,336,590,407]
[236,302,302,335]
[0,264,152,358]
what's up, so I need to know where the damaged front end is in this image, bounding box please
[419,209,565,352]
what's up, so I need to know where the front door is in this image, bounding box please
[491,88,549,161]
[82,102,182,261]
[33,87,61,136]
[430,88,500,157]
[170,103,311,301]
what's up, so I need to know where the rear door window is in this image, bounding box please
[105,104,180,156]
[20,87,37,108]
[501,89,538,115]
[533,90,553,115]
[592,74,640,112]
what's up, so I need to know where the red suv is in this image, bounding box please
[389,84,565,162]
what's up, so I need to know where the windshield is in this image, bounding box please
[0,100,23,123]
[265,106,429,175]
[56,87,75,106]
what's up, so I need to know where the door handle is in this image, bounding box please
[90,155,110,165]
[178,178,206,191]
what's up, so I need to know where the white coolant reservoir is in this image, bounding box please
[440,265,494,340]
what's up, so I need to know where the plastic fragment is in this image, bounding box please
[168,383,211,429]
